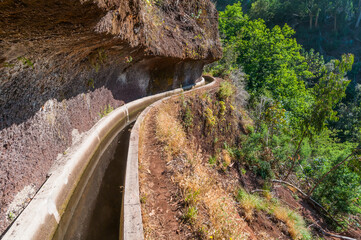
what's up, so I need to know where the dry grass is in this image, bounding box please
[155,107,186,157]
[272,205,311,240]
[138,112,155,239]
[155,101,250,240]
[239,193,259,221]
[263,190,272,201]
[221,149,232,169]
[140,94,312,240]
[273,206,301,239]
[236,188,311,240]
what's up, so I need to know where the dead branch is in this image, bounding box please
[272,179,346,230]
[272,179,307,197]
[250,189,269,194]
[309,224,356,240]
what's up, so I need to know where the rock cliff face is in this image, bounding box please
[0,0,221,233]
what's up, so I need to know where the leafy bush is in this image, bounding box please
[182,105,194,130]
[301,135,361,217]
[217,81,235,101]
[204,107,217,127]
[239,123,293,179]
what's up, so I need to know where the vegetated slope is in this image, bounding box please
[137,80,350,240]
[0,0,221,234]
[208,4,361,237]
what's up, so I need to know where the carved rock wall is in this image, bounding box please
[0,0,221,233]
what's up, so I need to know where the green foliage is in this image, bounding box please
[249,0,282,22]
[18,56,34,68]
[304,156,361,216]
[125,56,133,63]
[264,101,286,133]
[245,125,254,133]
[204,43,238,77]
[257,160,273,179]
[180,96,194,130]
[185,189,200,205]
[219,101,226,117]
[90,48,107,73]
[183,106,194,129]
[213,0,240,11]
[8,212,15,221]
[205,107,217,127]
[98,104,114,118]
[87,78,95,89]
[331,83,361,142]
[301,49,325,88]
[240,0,355,32]
[214,0,359,225]
[239,124,291,179]
[209,155,217,165]
[3,62,15,68]
[300,54,353,136]
[218,3,311,118]
[296,130,361,220]
[218,81,235,101]
[184,206,198,223]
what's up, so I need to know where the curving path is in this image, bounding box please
[123,76,218,240]
[2,76,217,240]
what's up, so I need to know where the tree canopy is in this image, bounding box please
[207,2,360,225]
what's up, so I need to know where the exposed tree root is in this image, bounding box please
[272,179,350,234]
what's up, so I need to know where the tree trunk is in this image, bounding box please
[283,129,307,181]
[334,13,337,31]
[309,13,313,29]
[356,10,361,28]
[307,151,356,197]
[315,10,319,28]
[357,0,361,28]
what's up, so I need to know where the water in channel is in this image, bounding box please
[84,124,133,240]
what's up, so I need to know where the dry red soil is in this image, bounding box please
[137,87,361,240]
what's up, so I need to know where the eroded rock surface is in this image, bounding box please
[0,0,221,233]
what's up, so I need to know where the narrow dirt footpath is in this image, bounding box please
[139,107,193,240]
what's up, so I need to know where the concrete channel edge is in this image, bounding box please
[2,77,214,240]
[123,76,218,240]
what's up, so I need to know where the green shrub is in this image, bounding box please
[219,101,226,117]
[205,107,217,127]
[185,189,200,205]
[218,81,235,101]
[257,160,273,179]
[184,206,198,224]
[183,106,194,129]
[209,156,217,165]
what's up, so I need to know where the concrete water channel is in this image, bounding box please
[2,77,215,240]
[57,124,133,240]
[85,124,132,240]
